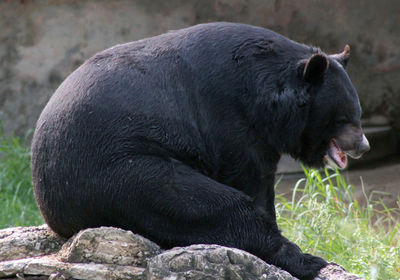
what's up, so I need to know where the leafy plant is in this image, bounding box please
[0,128,43,228]
[276,166,400,280]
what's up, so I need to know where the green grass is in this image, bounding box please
[0,129,43,228]
[0,130,399,279]
[276,166,400,280]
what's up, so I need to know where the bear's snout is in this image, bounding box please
[347,133,370,159]
[355,134,370,157]
[335,125,370,160]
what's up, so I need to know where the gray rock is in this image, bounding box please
[0,225,364,280]
[146,244,296,279]
[58,227,162,267]
[0,225,65,262]
[0,226,155,279]
[0,256,145,280]
[315,264,363,280]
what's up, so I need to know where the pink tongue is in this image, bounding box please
[330,141,347,169]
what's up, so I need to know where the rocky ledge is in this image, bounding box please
[0,225,363,280]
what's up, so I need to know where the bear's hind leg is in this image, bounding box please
[107,156,327,280]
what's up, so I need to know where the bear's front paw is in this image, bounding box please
[296,253,328,280]
[271,242,327,280]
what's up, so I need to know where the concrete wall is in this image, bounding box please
[1,0,400,136]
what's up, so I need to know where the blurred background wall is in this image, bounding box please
[1,0,399,139]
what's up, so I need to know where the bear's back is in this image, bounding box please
[36,22,308,128]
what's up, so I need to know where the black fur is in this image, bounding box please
[31,22,364,280]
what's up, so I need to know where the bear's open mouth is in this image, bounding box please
[324,139,347,169]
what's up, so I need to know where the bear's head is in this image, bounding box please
[297,45,370,169]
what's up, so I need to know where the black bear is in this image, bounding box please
[31,22,369,280]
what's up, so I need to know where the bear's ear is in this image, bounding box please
[302,54,329,83]
[330,44,350,68]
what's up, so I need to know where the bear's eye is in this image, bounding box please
[336,118,348,126]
